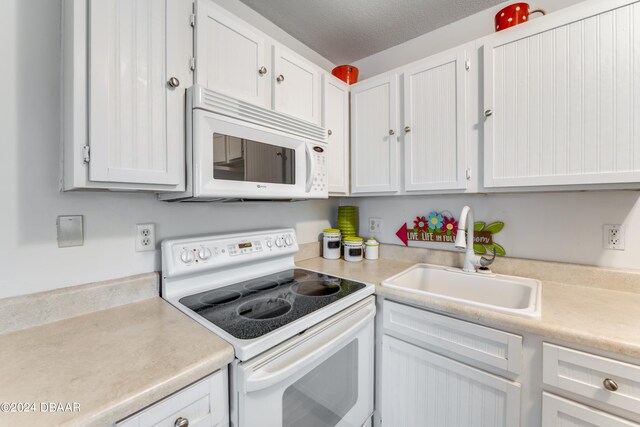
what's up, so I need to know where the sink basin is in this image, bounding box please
[382,263,541,318]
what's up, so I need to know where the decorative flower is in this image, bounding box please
[426,212,443,232]
[413,216,428,232]
[441,216,458,236]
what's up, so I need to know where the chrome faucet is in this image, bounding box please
[454,206,496,273]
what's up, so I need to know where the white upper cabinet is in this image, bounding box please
[195,0,268,107]
[272,45,322,125]
[63,0,191,191]
[403,45,471,192]
[483,0,640,190]
[323,74,350,195]
[350,74,399,194]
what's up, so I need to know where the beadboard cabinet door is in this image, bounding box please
[483,0,640,190]
[272,45,322,125]
[350,74,399,194]
[381,335,521,427]
[195,0,268,108]
[402,45,470,192]
[323,74,350,195]
[87,0,186,187]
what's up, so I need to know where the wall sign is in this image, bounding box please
[395,210,506,255]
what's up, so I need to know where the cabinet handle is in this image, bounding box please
[258,66,267,75]
[167,77,180,88]
[389,129,395,135]
[404,126,411,133]
[484,109,493,117]
[603,378,618,392]
[327,129,332,136]
[276,74,285,83]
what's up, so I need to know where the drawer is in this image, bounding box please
[542,392,639,427]
[543,343,640,416]
[117,368,229,427]
[383,301,522,375]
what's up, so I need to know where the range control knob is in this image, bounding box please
[266,239,273,248]
[285,236,293,246]
[180,249,195,264]
[198,247,212,260]
[275,237,284,247]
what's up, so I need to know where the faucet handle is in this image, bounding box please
[479,248,496,267]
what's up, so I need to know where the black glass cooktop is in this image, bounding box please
[179,269,366,339]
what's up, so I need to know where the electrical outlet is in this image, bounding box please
[603,224,625,250]
[368,218,383,233]
[136,223,156,252]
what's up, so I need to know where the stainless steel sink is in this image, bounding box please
[382,263,541,318]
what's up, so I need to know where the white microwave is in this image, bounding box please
[160,85,328,202]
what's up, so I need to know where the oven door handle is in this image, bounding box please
[305,144,316,193]
[241,299,375,393]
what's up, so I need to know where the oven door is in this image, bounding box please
[233,297,375,427]
[193,109,312,199]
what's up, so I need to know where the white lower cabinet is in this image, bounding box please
[116,368,229,427]
[542,393,639,427]
[381,335,520,427]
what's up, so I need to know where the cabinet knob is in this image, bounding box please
[327,129,332,136]
[603,378,618,392]
[389,129,395,135]
[258,66,267,75]
[167,77,180,88]
[276,74,285,83]
[404,126,411,133]
[484,109,493,117]
[174,417,189,427]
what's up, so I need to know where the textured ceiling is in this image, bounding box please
[238,0,506,64]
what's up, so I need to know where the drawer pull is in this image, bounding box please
[603,378,619,392]
[174,417,189,427]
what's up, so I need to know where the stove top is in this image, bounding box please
[178,269,366,340]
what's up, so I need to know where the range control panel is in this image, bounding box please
[162,229,298,278]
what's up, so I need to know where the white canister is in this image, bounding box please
[322,228,342,260]
[343,237,364,262]
[364,238,379,260]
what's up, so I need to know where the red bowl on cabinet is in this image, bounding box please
[332,65,359,85]
[495,3,545,32]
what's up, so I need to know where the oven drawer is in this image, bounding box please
[116,368,228,427]
[543,343,640,416]
[383,301,522,375]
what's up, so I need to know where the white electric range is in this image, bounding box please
[162,229,375,427]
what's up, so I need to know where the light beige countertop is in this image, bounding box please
[297,257,640,359]
[0,297,234,427]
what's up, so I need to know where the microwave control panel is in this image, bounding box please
[309,145,328,196]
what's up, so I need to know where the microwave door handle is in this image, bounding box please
[305,144,316,193]
[242,302,375,393]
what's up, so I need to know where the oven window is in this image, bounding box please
[212,133,295,184]
[283,341,358,427]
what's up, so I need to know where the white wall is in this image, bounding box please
[353,0,587,79]
[345,191,640,270]
[0,0,336,299]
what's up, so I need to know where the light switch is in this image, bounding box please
[57,215,84,248]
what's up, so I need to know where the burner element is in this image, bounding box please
[293,280,341,297]
[199,290,242,306]
[238,298,292,320]
[276,270,310,284]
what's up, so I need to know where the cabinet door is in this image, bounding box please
[195,0,268,107]
[542,393,640,427]
[323,74,350,195]
[272,45,322,124]
[483,0,640,189]
[381,335,520,427]
[350,75,399,194]
[88,0,185,186]
[403,45,469,191]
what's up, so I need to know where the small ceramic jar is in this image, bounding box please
[323,228,342,260]
[364,238,379,260]
[343,237,364,262]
